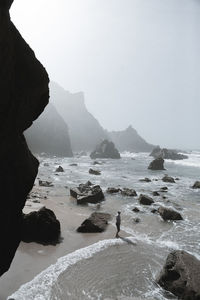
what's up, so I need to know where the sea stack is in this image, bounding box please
[90,140,121,159]
[0,0,49,275]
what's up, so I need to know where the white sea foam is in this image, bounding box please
[8,239,125,300]
[166,151,200,168]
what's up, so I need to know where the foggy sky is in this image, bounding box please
[11,0,200,149]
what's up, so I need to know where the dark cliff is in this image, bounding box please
[50,82,108,151]
[0,1,49,275]
[25,103,73,157]
[108,125,154,153]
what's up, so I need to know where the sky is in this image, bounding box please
[11,0,200,149]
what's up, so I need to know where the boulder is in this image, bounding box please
[157,250,200,299]
[160,187,168,192]
[21,207,61,245]
[106,187,121,194]
[70,181,104,204]
[153,191,160,196]
[39,180,54,187]
[162,175,175,183]
[93,161,102,165]
[56,166,64,172]
[132,207,140,213]
[69,163,78,166]
[133,217,141,223]
[150,146,188,160]
[158,206,183,221]
[89,168,101,175]
[90,139,121,159]
[139,178,151,182]
[192,181,200,189]
[0,0,49,276]
[148,158,165,170]
[77,212,111,232]
[138,194,154,205]
[121,188,137,197]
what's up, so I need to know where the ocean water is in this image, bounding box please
[9,151,200,300]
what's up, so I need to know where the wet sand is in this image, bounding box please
[0,185,122,299]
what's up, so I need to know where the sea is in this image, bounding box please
[8,151,200,300]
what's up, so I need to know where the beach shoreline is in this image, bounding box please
[0,185,119,299]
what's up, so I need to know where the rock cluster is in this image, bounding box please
[0,0,49,276]
[70,181,104,204]
[90,140,121,159]
[150,146,188,160]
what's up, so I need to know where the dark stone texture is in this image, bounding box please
[157,250,200,299]
[121,188,137,197]
[21,207,61,245]
[192,181,200,189]
[90,139,121,159]
[77,212,111,232]
[162,175,175,183]
[148,157,165,170]
[132,207,140,213]
[158,206,183,221]
[56,166,64,172]
[0,1,49,275]
[138,194,154,205]
[89,168,101,175]
[70,181,104,204]
[106,187,121,194]
[139,177,151,182]
[150,146,188,160]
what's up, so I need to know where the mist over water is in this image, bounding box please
[11,0,200,149]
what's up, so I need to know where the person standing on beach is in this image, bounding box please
[115,211,121,238]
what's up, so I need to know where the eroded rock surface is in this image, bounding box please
[0,1,49,275]
[157,250,200,299]
[77,212,111,232]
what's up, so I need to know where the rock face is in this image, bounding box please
[138,194,154,205]
[25,103,73,157]
[148,157,165,170]
[70,181,104,204]
[21,207,61,245]
[89,168,101,175]
[77,212,111,232]
[158,206,183,221]
[162,175,175,183]
[0,1,49,276]
[192,181,200,189]
[90,140,121,159]
[150,146,188,160]
[50,82,108,151]
[106,187,121,194]
[108,125,154,152]
[157,250,200,299]
[121,188,137,197]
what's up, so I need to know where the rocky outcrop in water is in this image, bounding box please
[25,104,73,157]
[89,168,101,175]
[150,146,188,160]
[158,206,183,221]
[157,250,200,299]
[148,157,165,170]
[77,212,111,232]
[90,139,121,159]
[70,181,105,204]
[138,194,154,205]
[108,125,154,152]
[21,207,61,245]
[192,181,200,189]
[162,175,175,183]
[0,1,49,276]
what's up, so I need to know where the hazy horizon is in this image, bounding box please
[11,0,200,150]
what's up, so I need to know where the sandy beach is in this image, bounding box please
[0,184,120,299]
